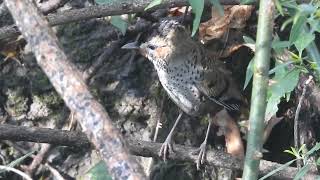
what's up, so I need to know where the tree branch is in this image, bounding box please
[0,124,318,179]
[0,0,240,41]
[4,0,146,179]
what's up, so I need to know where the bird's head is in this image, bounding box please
[122,20,190,69]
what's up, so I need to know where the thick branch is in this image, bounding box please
[0,124,318,179]
[4,0,146,179]
[0,124,90,148]
[0,0,240,41]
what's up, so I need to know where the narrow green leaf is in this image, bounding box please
[281,17,294,31]
[110,16,127,35]
[243,58,254,90]
[298,144,306,154]
[243,36,255,44]
[188,0,204,36]
[291,147,299,157]
[289,14,306,43]
[259,159,297,180]
[209,0,224,16]
[294,32,315,56]
[284,149,297,157]
[145,0,162,10]
[0,150,36,173]
[275,0,284,16]
[305,142,320,157]
[294,164,311,180]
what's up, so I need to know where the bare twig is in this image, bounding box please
[45,163,65,180]
[0,165,32,180]
[23,144,51,176]
[4,0,146,179]
[294,75,313,168]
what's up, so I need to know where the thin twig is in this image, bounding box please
[45,163,65,180]
[294,75,313,169]
[0,165,32,180]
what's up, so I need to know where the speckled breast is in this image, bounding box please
[156,61,204,116]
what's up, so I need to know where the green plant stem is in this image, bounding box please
[242,0,274,179]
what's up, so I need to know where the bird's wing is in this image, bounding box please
[196,55,240,111]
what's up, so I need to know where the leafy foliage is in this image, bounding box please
[265,67,300,120]
[260,143,320,179]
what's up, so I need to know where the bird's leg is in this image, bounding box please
[196,116,212,170]
[159,111,183,161]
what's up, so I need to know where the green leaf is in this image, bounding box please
[145,0,162,10]
[289,14,306,43]
[269,62,292,75]
[86,161,112,180]
[294,32,315,56]
[188,0,204,36]
[317,157,320,166]
[272,40,290,49]
[209,0,224,16]
[259,159,297,180]
[305,142,320,157]
[240,0,255,5]
[284,149,297,157]
[298,144,306,154]
[95,0,113,5]
[298,4,316,15]
[110,16,127,35]
[265,68,300,120]
[294,164,311,180]
[275,0,284,16]
[243,58,254,90]
[243,36,255,44]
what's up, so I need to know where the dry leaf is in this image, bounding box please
[199,5,254,43]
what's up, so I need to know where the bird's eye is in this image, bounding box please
[147,44,156,50]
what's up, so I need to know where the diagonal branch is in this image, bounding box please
[4,0,146,179]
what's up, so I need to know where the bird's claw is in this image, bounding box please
[159,139,174,162]
[195,141,207,170]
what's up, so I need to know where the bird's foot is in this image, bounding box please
[194,141,207,170]
[159,137,174,162]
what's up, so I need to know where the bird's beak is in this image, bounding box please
[121,41,140,50]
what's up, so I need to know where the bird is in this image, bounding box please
[122,20,244,169]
